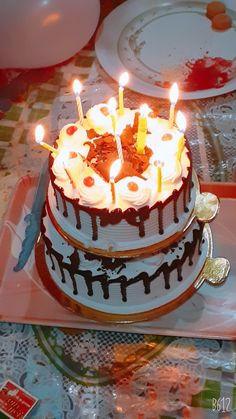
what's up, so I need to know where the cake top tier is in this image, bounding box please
[49,103,190,212]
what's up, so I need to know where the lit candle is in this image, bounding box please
[115,134,124,163]
[154,160,162,193]
[118,72,129,116]
[63,162,77,189]
[169,82,179,128]
[107,97,117,134]
[136,104,150,154]
[35,125,59,154]
[61,151,79,189]
[176,111,186,161]
[108,97,124,163]
[109,159,121,204]
[73,79,83,125]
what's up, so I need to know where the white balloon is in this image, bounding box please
[0,0,100,68]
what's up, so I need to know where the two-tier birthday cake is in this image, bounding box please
[35,78,226,321]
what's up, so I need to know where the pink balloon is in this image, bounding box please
[0,0,100,68]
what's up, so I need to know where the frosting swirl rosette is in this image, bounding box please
[86,104,112,135]
[148,127,182,159]
[117,176,151,208]
[77,170,108,207]
[56,123,87,151]
[52,153,69,184]
[149,155,182,185]
[52,151,85,186]
[86,104,135,135]
[162,160,182,183]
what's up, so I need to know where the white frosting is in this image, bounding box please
[52,153,69,184]
[51,146,189,210]
[47,172,196,252]
[117,176,151,208]
[85,104,113,134]
[56,123,88,152]
[86,104,135,135]
[42,209,209,315]
[51,105,190,211]
[52,151,85,191]
[149,156,182,185]
[52,110,191,209]
[77,168,108,207]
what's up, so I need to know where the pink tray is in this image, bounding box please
[0,175,236,339]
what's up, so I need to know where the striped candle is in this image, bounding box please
[115,134,124,163]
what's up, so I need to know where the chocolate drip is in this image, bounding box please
[158,206,164,235]
[85,276,94,296]
[91,214,98,241]
[101,277,109,299]
[188,178,193,203]
[68,250,79,294]
[142,272,151,294]
[139,218,145,237]
[42,228,66,283]
[85,252,126,272]
[120,276,128,302]
[54,190,59,210]
[62,196,68,217]
[46,248,55,271]
[42,220,203,304]
[162,265,171,289]
[183,185,189,213]
[198,223,204,255]
[71,202,81,229]
[173,191,179,223]
[83,273,110,299]
[177,266,183,281]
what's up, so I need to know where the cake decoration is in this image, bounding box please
[73,79,83,125]
[118,72,129,115]
[168,82,179,128]
[32,74,229,320]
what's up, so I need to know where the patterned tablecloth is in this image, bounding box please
[0,15,236,419]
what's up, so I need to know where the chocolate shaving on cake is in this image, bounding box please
[85,114,153,182]
[87,129,97,139]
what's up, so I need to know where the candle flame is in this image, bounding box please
[176,111,186,132]
[35,124,44,143]
[107,97,117,113]
[139,103,150,117]
[169,82,179,104]
[110,159,121,180]
[119,71,129,87]
[73,79,82,95]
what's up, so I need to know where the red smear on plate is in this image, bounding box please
[155,55,235,92]
[183,56,233,91]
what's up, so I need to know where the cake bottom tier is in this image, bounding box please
[37,206,210,319]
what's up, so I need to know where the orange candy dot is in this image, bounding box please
[83,176,95,187]
[127,181,138,192]
[161,133,173,141]
[100,106,110,116]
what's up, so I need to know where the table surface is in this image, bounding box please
[0,1,236,418]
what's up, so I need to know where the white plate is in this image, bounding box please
[95,0,236,100]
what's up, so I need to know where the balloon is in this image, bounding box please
[0,0,100,68]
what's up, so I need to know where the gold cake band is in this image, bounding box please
[34,224,230,323]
